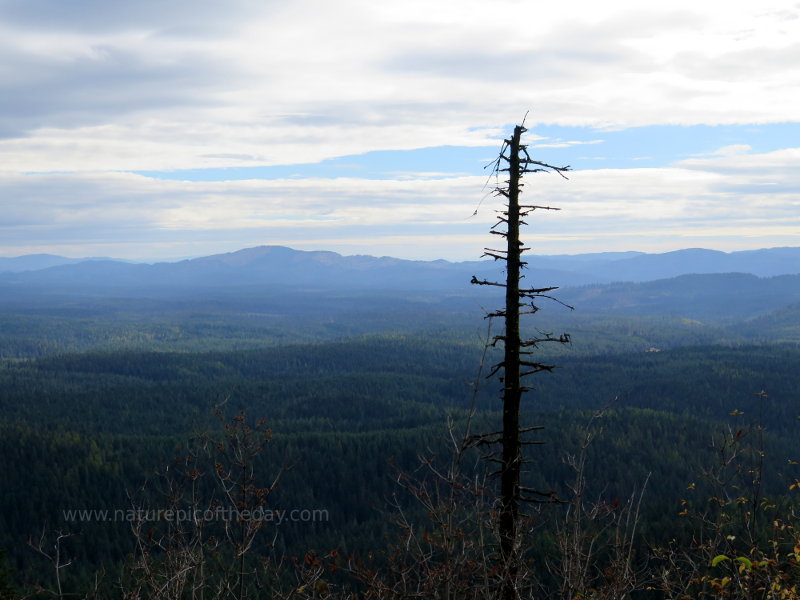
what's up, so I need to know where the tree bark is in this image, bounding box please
[499,124,524,600]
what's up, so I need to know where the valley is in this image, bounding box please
[1,245,799,594]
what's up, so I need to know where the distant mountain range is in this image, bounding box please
[1,245,799,285]
[1,245,799,322]
[0,253,90,273]
[533,247,800,282]
[0,246,483,291]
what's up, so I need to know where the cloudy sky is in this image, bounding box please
[1,0,799,261]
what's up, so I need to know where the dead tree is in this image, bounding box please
[471,122,571,600]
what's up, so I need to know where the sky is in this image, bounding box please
[1,0,799,262]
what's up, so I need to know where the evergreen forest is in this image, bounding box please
[0,265,798,599]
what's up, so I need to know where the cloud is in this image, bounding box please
[1,0,799,173]
[1,140,798,259]
[0,171,487,255]
[0,28,244,139]
[0,0,798,258]
[676,146,800,177]
[532,140,605,149]
[0,0,277,35]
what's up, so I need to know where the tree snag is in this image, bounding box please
[472,121,571,600]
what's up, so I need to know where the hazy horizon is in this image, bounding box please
[3,242,800,266]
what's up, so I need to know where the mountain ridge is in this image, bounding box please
[1,245,798,286]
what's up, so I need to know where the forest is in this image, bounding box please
[1,293,799,597]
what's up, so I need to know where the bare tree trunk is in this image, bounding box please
[472,121,571,600]
[499,125,524,600]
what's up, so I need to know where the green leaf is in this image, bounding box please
[711,555,729,567]
[736,557,752,570]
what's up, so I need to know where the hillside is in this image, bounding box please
[2,245,799,594]
[2,337,798,585]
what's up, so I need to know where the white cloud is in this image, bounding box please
[1,0,799,257]
[1,0,799,173]
[1,141,798,259]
